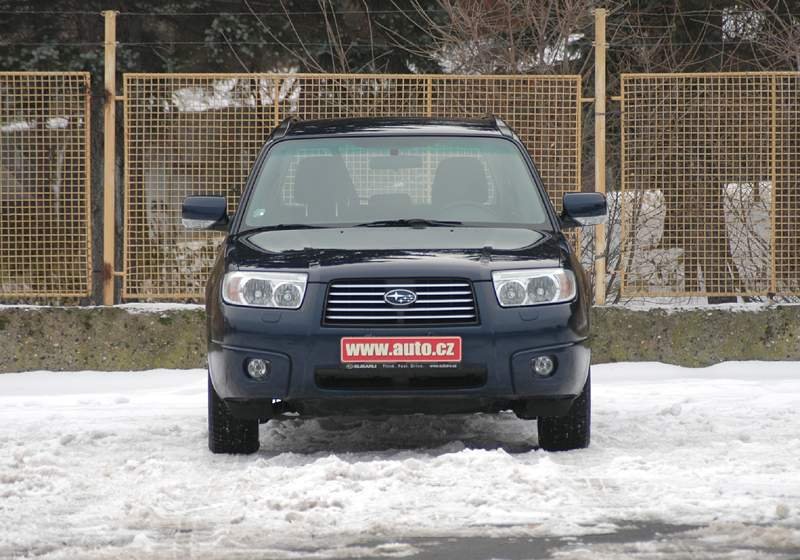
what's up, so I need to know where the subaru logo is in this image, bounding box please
[384,288,417,306]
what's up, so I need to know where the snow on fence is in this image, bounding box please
[0,72,91,298]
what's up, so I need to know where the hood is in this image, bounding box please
[228,227,565,282]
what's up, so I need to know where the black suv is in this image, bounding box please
[182,117,606,454]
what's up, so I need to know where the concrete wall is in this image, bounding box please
[0,306,798,373]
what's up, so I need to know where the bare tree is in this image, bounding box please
[383,0,594,74]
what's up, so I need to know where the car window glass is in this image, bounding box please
[242,136,550,229]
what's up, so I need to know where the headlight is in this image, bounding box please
[491,268,576,307]
[222,271,308,309]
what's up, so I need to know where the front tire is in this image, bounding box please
[537,372,591,451]
[208,374,260,455]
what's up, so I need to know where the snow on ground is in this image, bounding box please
[0,362,798,559]
[116,303,205,314]
[604,300,800,313]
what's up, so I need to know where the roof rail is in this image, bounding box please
[492,115,514,137]
[273,116,300,139]
[480,113,513,137]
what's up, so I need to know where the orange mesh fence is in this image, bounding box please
[0,72,91,299]
[620,72,800,297]
[775,74,800,295]
[123,73,582,300]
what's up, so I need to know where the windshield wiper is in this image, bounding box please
[353,218,463,228]
[238,223,332,235]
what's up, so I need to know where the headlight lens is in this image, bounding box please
[492,268,576,307]
[222,271,307,309]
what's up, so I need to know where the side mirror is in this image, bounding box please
[181,196,229,231]
[560,192,607,229]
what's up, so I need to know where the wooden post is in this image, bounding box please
[593,8,607,306]
[102,10,117,305]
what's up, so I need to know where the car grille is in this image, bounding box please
[323,278,478,326]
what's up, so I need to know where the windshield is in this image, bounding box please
[240,136,551,232]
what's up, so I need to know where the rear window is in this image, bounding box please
[241,136,550,230]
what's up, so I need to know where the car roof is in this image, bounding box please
[276,116,512,138]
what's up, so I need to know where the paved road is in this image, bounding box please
[345,522,800,559]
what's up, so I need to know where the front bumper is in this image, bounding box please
[208,281,590,409]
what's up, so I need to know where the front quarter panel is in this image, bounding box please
[561,233,591,333]
[206,240,228,343]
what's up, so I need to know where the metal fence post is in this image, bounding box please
[102,10,117,305]
[770,74,777,295]
[593,8,607,306]
[426,77,433,116]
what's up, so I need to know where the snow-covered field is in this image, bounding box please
[1,362,798,559]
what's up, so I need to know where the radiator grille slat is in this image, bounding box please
[324,279,479,326]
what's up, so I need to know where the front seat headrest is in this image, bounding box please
[431,157,490,207]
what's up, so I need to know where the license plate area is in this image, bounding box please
[340,336,462,364]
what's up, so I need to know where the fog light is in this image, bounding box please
[246,358,270,380]
[531,355,555,377]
